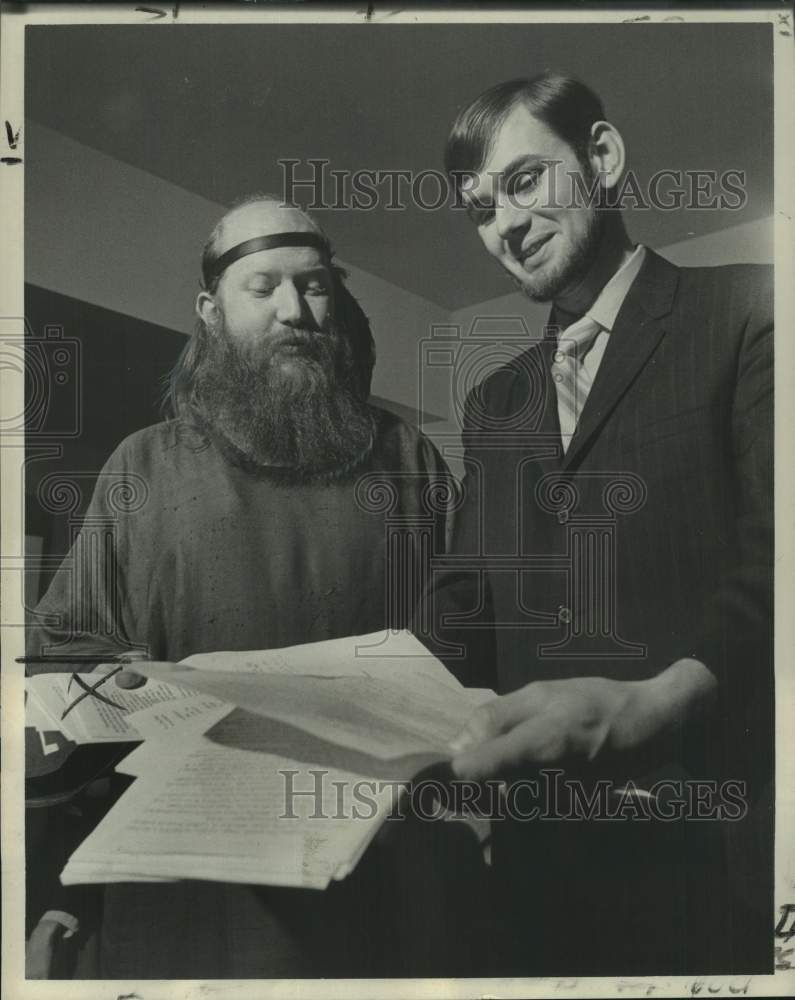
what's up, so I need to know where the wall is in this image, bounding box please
[25,121,448,424]
[25,120,774,479]
[24,124,453,598]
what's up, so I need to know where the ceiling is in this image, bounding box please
[26,21,773,310]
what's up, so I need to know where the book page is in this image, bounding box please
[114,697,234,776]
[25,673,211,743]
[179,629,466,690]
[24,689,64,756]
[62,740,400,890]
[136,665,481,760]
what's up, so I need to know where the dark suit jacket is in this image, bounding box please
[422,249,774,973]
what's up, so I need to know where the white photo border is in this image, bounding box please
[1,4,793,999]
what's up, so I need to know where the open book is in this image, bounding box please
[26,670,217,746]
[58,630,493,890]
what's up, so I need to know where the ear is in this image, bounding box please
[587,120,626,191]
[196,290,219,328]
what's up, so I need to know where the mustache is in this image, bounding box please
[235,326,338,363]
[268,326,325,345]
[200,308,371,404]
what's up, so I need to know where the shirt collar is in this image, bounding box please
[586,244,646,332]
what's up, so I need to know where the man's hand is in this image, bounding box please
[449,658,717,782]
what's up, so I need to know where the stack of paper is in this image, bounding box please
[60,630,493,890]
[26,669,221,745]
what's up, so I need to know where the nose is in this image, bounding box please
[274,280,304,326]
[494,197,531,244]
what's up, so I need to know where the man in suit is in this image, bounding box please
[429,73,773,973]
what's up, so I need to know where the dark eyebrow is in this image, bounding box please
[463,154,548,216]
[495,154,548,187]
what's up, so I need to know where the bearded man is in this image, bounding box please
[28,196,449,662]
[25,197,482,979]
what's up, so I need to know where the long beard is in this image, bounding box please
[192,314,377,483]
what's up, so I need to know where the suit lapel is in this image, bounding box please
[561,250,680,469]
[531,330,566,472]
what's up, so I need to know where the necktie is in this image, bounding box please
[551,315,602,453]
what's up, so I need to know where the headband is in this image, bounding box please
[204,232,332,288]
